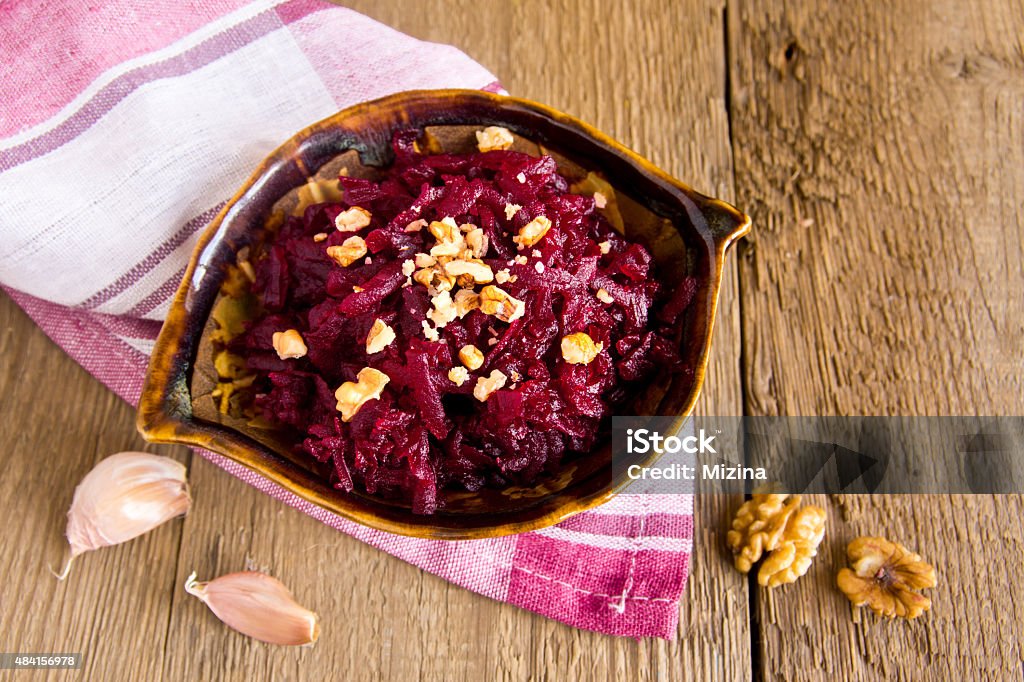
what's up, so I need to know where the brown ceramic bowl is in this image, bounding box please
[137,89,749,539]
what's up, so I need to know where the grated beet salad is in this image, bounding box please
[234,127,694,514]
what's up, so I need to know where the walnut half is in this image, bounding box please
[726,494,826,587]
[758,505,826,587]
[837,536,937,619]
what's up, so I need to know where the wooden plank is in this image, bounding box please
[0,296,191,681]
[727,0,1024,678]
[162,0,750,679]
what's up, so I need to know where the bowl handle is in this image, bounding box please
[700,197,751,251]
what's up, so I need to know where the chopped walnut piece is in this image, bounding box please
[448,366,470,386]
[560,332,603,364]
[593,191,608,208]
[421,320,440,342]
[429,220,466,258]
[401,259,415,276]
[404,218,428,232]
[334,206,372,232]
[465,228,489,258]
[516,172,527,183]
[514,216,552,248]
[534,261,545,274]
[726,494,827,587]
[428,217,460,242]
[504,203,521,220]
[365,319,396,355]
[428,290,458,328]
[326,236,367,267]
[837,537,937,619]
[475,126,515,152]
[453,289,480,317]
[312,232,328,242]
[495,268,511,284]
[595,288,614,304]
[479,285,525,323]
[433,275,456,294]
[443,258,494,284]
[414,253,436,269]
[472,369,507,402]
[412,265,455,293]
[272,329,307,360]
[514,255,528,265]
[334,367,389,421]
[459,344,485,370]
[598,240,611,254]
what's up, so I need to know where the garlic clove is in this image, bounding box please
[59,452,191,579]
[185,571,320,646]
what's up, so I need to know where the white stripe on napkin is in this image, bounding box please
[533,527,693,553]
[0,28,334,315]
[0,0,281,151]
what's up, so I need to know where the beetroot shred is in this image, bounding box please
[236,129,694,514]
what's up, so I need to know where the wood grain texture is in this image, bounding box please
[728,0,1024,678]
[0,297,192,682]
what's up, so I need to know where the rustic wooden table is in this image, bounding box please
[2,1,1022,679]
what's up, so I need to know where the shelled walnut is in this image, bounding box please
[837,536,936,619]
[726,494,826,587]
[758,505,827,587]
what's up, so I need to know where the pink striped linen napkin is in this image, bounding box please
[0,0,693,638]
